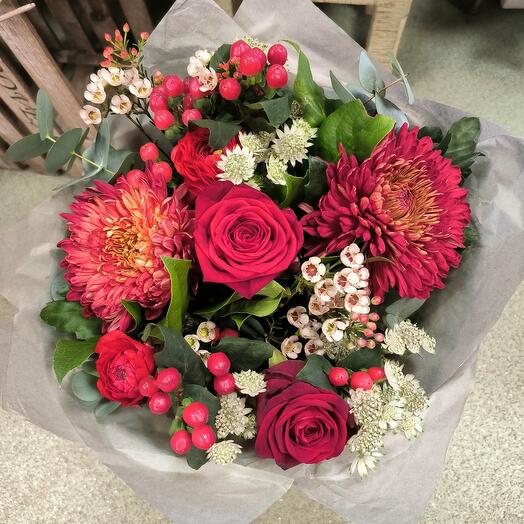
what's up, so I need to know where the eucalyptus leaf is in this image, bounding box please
[106,147,136,176]
[71,371,102,402]
[385,297,426,319]
[161,257,191,332]
[375,94,408,128]
[82,118,110,176]
[391,56,414,104]
[36,90,54,140]
[358,51,379,92]
[50,270,69,300]
[40,300,102,340]
[53,338,97,384]
[318,99,395,162]
[65,127,90,172]
[94,400,120,417]
[214,337,274,371]
[6,133,52,162]
[46,128,83,172]
[260,95,292,127]
[194,119,241,149]
[329,71,356,103]
[338,348,382,371]
[296,354,335,391]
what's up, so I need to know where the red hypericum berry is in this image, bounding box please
[182,109,202,126]
[350,371,373,391]
[152,161,173,182]
[267,43,287,65]
[170,430,192,455]
[219,78,241,100]
[188,77,205,99]
[138,375,158,397]
[104,32,112,42]
[156,368,181,392]
[164,75,184,97]
[153,110,175,130]
[213,373,236,395]
[207,352,231,377]
[251,47,267,68]
[149,94,168,112]
[182,95,194,110]
[182,401,209,428]
[123,22,130,33]
[191,425,216,450]
[139,142,159,162]
[219,328,239,339]
[266,64,288,89]
[126,169,145,183]
[328,367,349,387]
[148,391,172,414]
[239,49,264,76]
[367,367,385,381]
[230,39,251,59]
[140,32,149,40]
[152,84,167,97]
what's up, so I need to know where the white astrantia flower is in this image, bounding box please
[322,318,348,342]
[196,321,217,343]
[350,450,382,478]
[265,155,287,185]
[308,294,330,316]
[184,334,200,352]
[242,414,257,440]
[292,118,317,141]
[383,359,405,391]
[399,375,429,414]
[384,320,436,356]
[348,422,384,477]
[84,82,106,104]
[207,440,242,465]
[110,94,132,114]
[347,386,383,426]
[301,256,326,283]
[240,131,273,162]
[215,393,252,439]
[398,412,423,439]
[378,389,406,430]
[100,67,124,86]
[340,244,364,268]
[271,120,314,166]
[198,67,218,92]
[79,105,102,126]
[233,370,267,397]
[129,78,152,98]
[217,145,256,184]
[287,306,309,328]
[281,335,302,359]
[304,338,325,356]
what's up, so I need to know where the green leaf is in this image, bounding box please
[46,128,83,172]
[390,56,414,104]
[194,119,241,149]
[161,257,191,332]
[94,400,120,417]
[260,95,292,128]
[214,337,274,371]
[418,126,444,144]
[82,118,110,176]
[40,300,102,340]
[385,297,426,319]
[209,44,231,70]
[194,292,238,320]
[256,280,287,298]
[303,157,328,204]
[186,447,208,470]
[296,354,335,391]
[358,51,379,93]
[184,384,219,428]
[71,371,102,402]
[231,313,250,330]
[317,99,395,162]
[121,300,142,331]
[81,360,98,377]
[269,348,287,366]
[222,295,283,318]
[288,43,326,127]
[65,127,90,172]
[145,324,208,386]
[375,94,408,127]
[239,316,266,339]
[53,338,97,384]
[443,117,481,178]
[36,90,54,140]
[6,133,52,162]
[338,348,382,371]
[464,223,479,249]
[329,71,356,103]
[280,173,305,208]
[50,270,69,300]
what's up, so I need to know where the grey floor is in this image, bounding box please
[1,0,524,522]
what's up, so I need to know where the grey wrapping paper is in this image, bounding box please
[1,0,523,522]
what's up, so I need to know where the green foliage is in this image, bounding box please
[161,257,191,332]
[6,133,52,162]
[186,448,208,470]
[296,354,335,391]
[53,338,97,384]
[418,126,444,144]
[214,337,274,371]
[358,51,379,93]
[318,99,395,162]
[40,300,102,340]
[50,270,69,300]
[280,172,305,208]
[329,71,356,103]
[338,348,383,371]
[71,371,102,402]
[194,119,241,149]
[268,348,287,366]
[209,44,231,70]
[145,324,208,386]
[303,157,327,204]
[384,297,426,327]
[463,223,479,249]
[260,95,292,128]
[36,90,54,140]
[443,117,482,179]
[46,128,83,172]
[121,300,142,331]
[390,56,414,104]
[83,118,111,176]
[94,400,120,417]
[106,147,136,176]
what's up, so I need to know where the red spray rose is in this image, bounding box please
[170,128,237,196]
[194,182,303,298]
[255,360,354,469]
[95,331,156,406]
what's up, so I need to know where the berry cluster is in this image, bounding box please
[138,142,172,181]
[328,366,385,390]
[170,401,216,455]
[138,367,181,415]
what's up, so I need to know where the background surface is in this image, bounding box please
[1,0,523,522]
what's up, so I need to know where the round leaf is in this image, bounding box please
[37,90,54,140]
[71,371,102,402]
[46,128,83,172]
[6,133,52,162]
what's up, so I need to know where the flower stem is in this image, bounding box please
[125,114,170,160]
[363,77,405,105]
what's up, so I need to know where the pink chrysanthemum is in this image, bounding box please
[302,125,471,299]
[59,166,194,331]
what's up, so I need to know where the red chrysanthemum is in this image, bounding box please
[302,124,471,299]
[59,165,194,331]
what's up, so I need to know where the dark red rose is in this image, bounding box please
[170,128,237,196]
[194,182,304,298]
[255,360,354,469]
[95,331,155,406]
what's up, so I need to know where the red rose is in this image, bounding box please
[255,360,354,469]
[95,331,155,406]
[170,128,237,196]
[194,182,303,298]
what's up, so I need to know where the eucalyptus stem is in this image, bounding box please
[363,77,404,105]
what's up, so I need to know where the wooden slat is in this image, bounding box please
[0,55,38,133]
[78,0,118,44]
[0,106,46,171]
[0,0,85,130]
[119,0,153,35]
[19,0,59,50]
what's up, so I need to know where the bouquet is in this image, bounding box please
[2,1,522,522]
